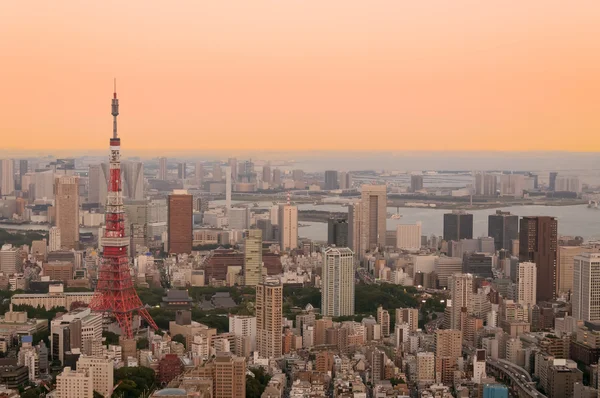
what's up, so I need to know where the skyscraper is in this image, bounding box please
[359,185,387,255]
[557,246,600,296]
[474,172,497,196]
[18,159,28,190]
[410,174,424,192]
[549,172,558,192]
[0,159,15,196]
[243,229,263,286]
[228,158,238,182]
[324,170,339,190]
[158,157,167,180]
[256,278,282,358]
[278,203,298,251]
[262,163,272,186]
[376,306,390,337]
[348,202,362,252]
[488,210,519,251]
[443,211,473,242]
[517,262,537,309]
[177,162,186,179]
[449,273,473,330]
[121,161,144,200]
[396,308,419,331]
[396,222,422,251]
[272,169,281,187]
[519,216,558,302]
[573,253,600,321]
[321,247,355,317]
[168,190,193,254]
[327,218,348,247]
[195,161,204,185]
[55,176,79,250]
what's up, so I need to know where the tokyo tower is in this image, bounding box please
[90,81,158,338]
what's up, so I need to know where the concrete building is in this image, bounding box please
[49,227,61,252]
[557,246,599,296]
[488,210,519,252]
[555,176,581,193]
[228,315,256,356]
[435,257,463,288]
[158,157,167,180]
[416,352,435,383]
[56,367,93,398]
[51,308,102,364]
[76,356,114,398]
[519,216,558,302]
[228,207,250,230]
[396,222,422,251]
[573,253,600,322]
[0,244,21,275]
[410,174,424,192]
[474,172,497,196]
[256,278,282,359]
[321,247,355,317]
[517,262,537,309]
[278,204,298,251]
[359,185,387,256]
[55,176,79,249]
[121,161,144,200]
[376,306,390,337]
[396,308,419,332]
[324,170,339,190]
[168,190,193,254]
[327,218,348,248]
[0,159,15,196]
[443,211,473,242]
[449,273,473,330]
[243,229,262,286]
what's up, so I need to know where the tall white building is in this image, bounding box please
[243,229,263,286]
[56,367,93,398]
[229,315,257,354]
[573,253,600,321]
[278,204,298,251]
[76,356,114,398]
[0,159,14,196]
[122,161,144,200]
[449,273,474,330]
[51,308,102,364]
[49,227,61,252]
[396,222,422,251]
[321,247,355,317]
[517,262,537,308]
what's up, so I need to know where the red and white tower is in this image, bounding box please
[90,82,158,338]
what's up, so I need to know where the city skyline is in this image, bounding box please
[2,1,600,152]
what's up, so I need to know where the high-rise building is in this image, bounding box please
[56,367,93,398]
[396,308,419,331]
[549,172,558,192]
[435,329,462,385]
[339,171,352,190]
[195,161,204,184]
[168,190,193,254]
[33,169,56,201]
[228,315,257,355]
[376,306,390,337]
[517,262,537,309]
[76,356,114,398]
[190,352,246,398]
[396,222,422,251]
[0,159,14,196]
[483,384,509,398]
[321,247,355,317]
[348,202,362,253]
[55,176,79,250]
[121,161,144,200]
[327,218,348,247]
[324,170,339,190]
[519,216,558,302]
[443,211,473,242]
[87,164,108,204]
[278,203,298,251]
[359,185,387,255]
[449,273,473,330]
[557,246,600,296]
[256,278,282,359]
[262,163,272,185]
[177,162,186,179]
[416,352,435,383]
[0,245,21,275]
[573,253,600,321]
[555,176,581,193]
[228,207,249,230]
[272,169,281,187]
[243,230,262,286]
[488,210,519,252]
[475,172,498,196]
[228,158,238,182]
[410,174,423,192]
[51,308,103,365]
[158,157,167,180]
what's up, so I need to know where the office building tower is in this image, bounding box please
[488,210,519,252]
[338,171,352,190]
[195,161,204,184]
[499,174,528,197]
[87,164,104,204]
[243,230,263,286]
[517,262,537,308]
[256,219,273,241]
[573,253,600,321]
[321,247,355,317]
[213,352,246,398]
[55,176,79,250]
[121,161,144,200]
[256,278,282,359]
[547,365,582,398]
[168,190,193,254]
[158,157,167,180]
[56,367,93,398]
[327,218,348,247]
[396,222,422,251]
[555,176,581,193]
[48,228,61,254]
[0,244,21,275]
[416,352,436,383]
[76,356,114,398]
[449,273,473,330]
[324,170,339,190]
[272,169,281,187]
[229,315,257,355]
[410,174,423,192]
[376,306,390,337]
[348,202,361,252]
[51,308,102,364]
[463,252,494,279]
[483,384,509,398]
[262,163,272,185]
[359,185,387,255]
[0,159,14,196]
[177,162,186,179]
[435,257,463,288]
[557,246,600,296]
[519,216,558,302]
[213,164,223,181]
[396,308,419,331]
[443,211,473,242]
[229,207,250,230]
[549,172,558,192]
[278,203,298,251]
[475,172,498,196]
[228,158,238,182]
[225,166,232,215]
[435,329,462,385]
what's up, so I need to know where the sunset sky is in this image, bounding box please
[1,1,599,154]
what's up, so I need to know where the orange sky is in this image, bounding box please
[1,1,599,153]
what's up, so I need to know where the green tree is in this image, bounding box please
[137,337,149,350]
[172,334,186,348]
[103,331,120,345]
[246,367,271,398]
[114,367,155,397]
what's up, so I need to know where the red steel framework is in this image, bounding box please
[90,83,158,338]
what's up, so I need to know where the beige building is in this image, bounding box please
[0,159,15,196]
[278,204,298,251]
[416,352,436,383]
[11,291,95,310]
[557,246,600,296]
[0,245,21,275]
[449,273,473,331]
[76,356,114,398]
[56,367,93,398]
[359,185,387,256]
[517,262,537,309]
[256,278,282,359]
[321,247,355,317]
[376,306,390,337]
[435,329,462,358]
[396,222,422,251]
[55,176,80,249]
[396,308,419,332]
[186,352,246,398]
[243,229,262,286]
[573,253,600,321]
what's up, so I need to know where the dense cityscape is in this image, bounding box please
[0,87,599,398]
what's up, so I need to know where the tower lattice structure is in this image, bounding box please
[90,82,158,338]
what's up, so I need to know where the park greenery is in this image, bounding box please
[246,367,272,398]
[0,229,47,247]
[113,366,156,398]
